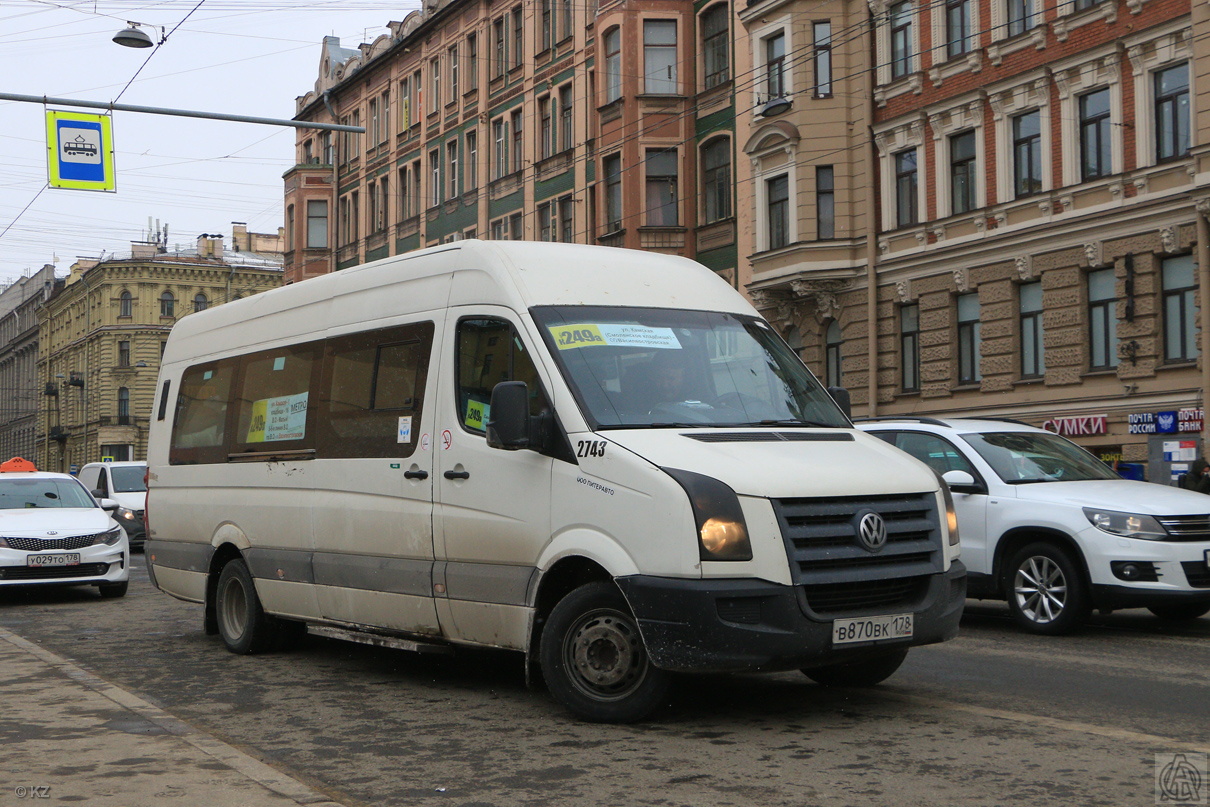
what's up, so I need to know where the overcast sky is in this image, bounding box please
[0,0,414,285]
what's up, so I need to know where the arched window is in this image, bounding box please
[825,320,843,387]
[194,293,208,312]
[701,137,732,223]
[119,291,133,318]
[117,387,130,424]
[160,292,175,317]
[604,27,621,103]
[701,5,729,89]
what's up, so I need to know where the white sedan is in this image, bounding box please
[0,459,129,598]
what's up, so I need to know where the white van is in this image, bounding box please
[78,461,147,549]
[145,241,965,722]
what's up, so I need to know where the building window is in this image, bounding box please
[119,290,133,317]
[559,196,574,242]
[604,27,621,103]
[1088,268,1118,370]
[767,174,789,250]
[644,20,677,95]
[604,154,623,232]
[702,5,729,90]
[895,149,918,227]
[540,97,553,160]
[539,203,554,241]
[430,148,442,206]
[765,32,786,100]
[645,150,678,226]
[1007,0,1036,36]
[890,2,913,79]
[493,17,507,77]
[431,57,441,109]
[825,320,842,388]
[320,132,332,164]
[160,292,175,318]
[816,166,835,239]
[448,44,459,100]
[950,130,977,215]
[558,85,573,153]
[306,200,328,248]
[466,130,478,191]
[1163,254,1197,363]
[541,0,552,51]
[447,140,459,200]
[813,21,832,97]
[957,293,981,384]
[1012,110,1042,197]
[1155,63,1190,163]
[511,110,524,173]
[493,118,507,179]
[118,341,131,367]
[560,0,572,41]
[467,34,478,92]
[946,0,972,58]
[702,138,732,223]
[285,205,295,252]
[1020,281,1044,378]
[1079,88,1112,181]
[509,211,523,240]
[901,304,920,392]
[512,7,524,69]
[193,294,208,313]
[117,387,130,424]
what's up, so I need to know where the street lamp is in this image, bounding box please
[113,22,164,49]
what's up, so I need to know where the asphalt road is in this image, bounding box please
[3,555,1209,807]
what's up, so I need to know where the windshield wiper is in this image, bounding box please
[757,419,840,428]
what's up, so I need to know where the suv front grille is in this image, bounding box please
[772,492,942,615]
[4,533,108,551]
[1182,562,1210,588]
[1157,515,1210,542]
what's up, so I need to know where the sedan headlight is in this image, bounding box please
[101,527,124,546]
[663,468,753,561]
[1083,508,1168,541]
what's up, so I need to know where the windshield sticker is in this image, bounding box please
[464,399,489,430]
[246,391,308,443]
[549,324,681,351]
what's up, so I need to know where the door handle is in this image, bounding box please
[404,469,429,480]
[443,470,470,480]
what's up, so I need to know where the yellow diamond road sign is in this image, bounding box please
[46,110,115,192]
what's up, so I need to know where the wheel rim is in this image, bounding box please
[219,575,248,641]
[1013,555,1067,624]
[563,607,648,702]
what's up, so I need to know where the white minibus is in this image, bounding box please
[146,240,965,722]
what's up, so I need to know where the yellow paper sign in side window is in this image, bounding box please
[465,399,490,431]
[246,399,268,443]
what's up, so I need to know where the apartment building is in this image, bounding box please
[746,0,1198,481]
[37,227,283,472]
[283,0,739,285]
[0,266,58,462]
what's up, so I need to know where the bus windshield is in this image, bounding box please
[531,306,850,429]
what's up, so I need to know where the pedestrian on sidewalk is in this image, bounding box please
[1179,459,1210,493]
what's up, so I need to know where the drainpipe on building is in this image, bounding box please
[1197,204,1210,455]
[864,80,879,418]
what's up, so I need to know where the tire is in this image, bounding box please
[802,648,909,687]
[1149,604,1210,621]
[215,559,277,654]
[98,580,128,599]
[1005,542,1090,635]
[539,582,671,723]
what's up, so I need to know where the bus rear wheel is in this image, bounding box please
[215,558,277,654]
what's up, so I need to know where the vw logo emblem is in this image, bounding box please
[45,531,58,536]
[857,512,887,552]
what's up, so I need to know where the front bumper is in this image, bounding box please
[0,545,129,587]
[615,561,966,674]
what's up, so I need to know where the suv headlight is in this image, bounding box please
[663,468,753,561]
[115,507,139,524]
[1083,508,1168,541]
[101,527,124,546]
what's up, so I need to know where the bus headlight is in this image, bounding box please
[663,468,753,561]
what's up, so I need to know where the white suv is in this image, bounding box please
[856,417,1210,634]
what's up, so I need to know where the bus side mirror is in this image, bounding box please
[487,381,531,450]
[827,386,851,418]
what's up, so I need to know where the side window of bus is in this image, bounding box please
[230,344,321,454]
[319,323,434,458]
[457,318,547,434]
[170,360,238,465]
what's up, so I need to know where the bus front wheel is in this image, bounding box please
[215,558,277,654]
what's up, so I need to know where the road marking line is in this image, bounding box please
[0,626,347,807]
[883,690,1210,754]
